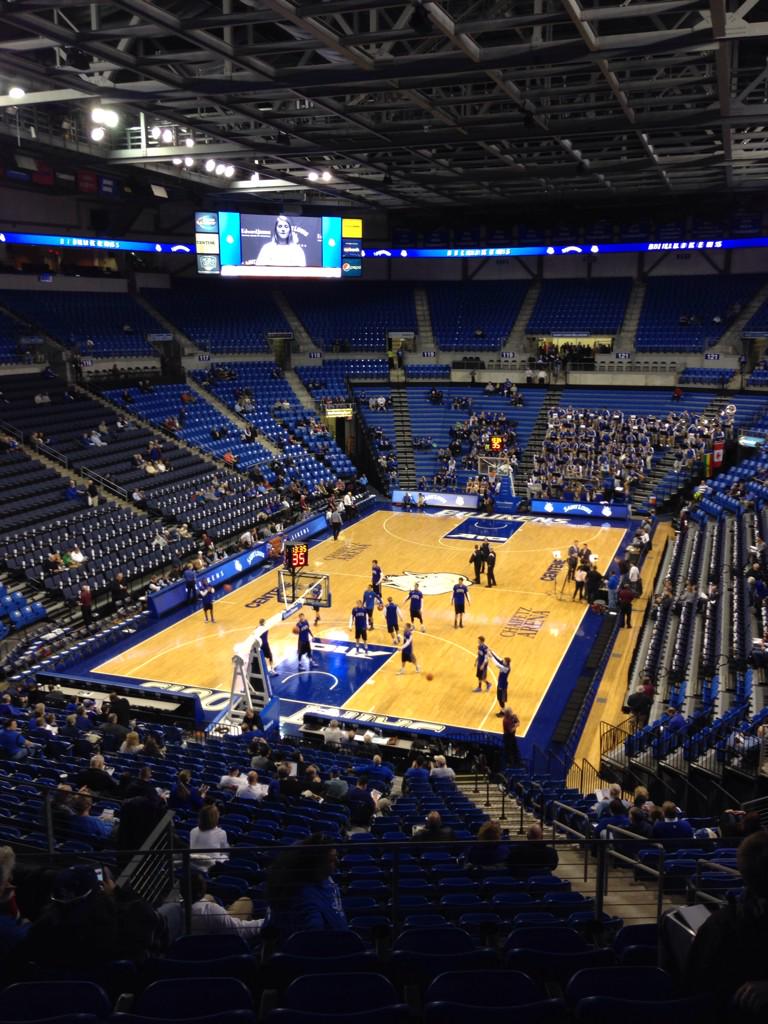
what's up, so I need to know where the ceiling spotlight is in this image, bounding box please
[308,170,319,181]
[215,163,226,175]
[172,157,182,165]
[92,107,118,128]
[90,126,105,142]
[150,126,161,140]
[250,171,260,182]
[184,156,194,168]
[185,136,195,148]
[161,128,173,144]
[205,158,216,172]
[321,170,332,182]
[8,86,25,100]
[224,165,235,178]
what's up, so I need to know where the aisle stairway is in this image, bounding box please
[613,279,646,352]
[454,774,680,925]
[391,385,416,489]
[414,286,435,349]
[503,280,539,355]
[517,385,561,486]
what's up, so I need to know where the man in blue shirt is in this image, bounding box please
[349,602,369,654]
[384,596,403,643]
[295,613,315,668]
[0,720,33,761]
[371,560,383,601]
[67,793,114,844]
[490,651,511,716]
[663,706,687,733]
[404,585,425,632]
[652,801,694,850]
[346,778,375,826]
[472,636,491,692]
[451,577,470,629]
[404,758,429,789]
[362,586,377,629]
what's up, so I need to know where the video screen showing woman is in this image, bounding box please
[240,214,323,268]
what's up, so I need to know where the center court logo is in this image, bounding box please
[383,571,473,596]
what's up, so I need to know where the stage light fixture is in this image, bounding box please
[90,126,105,142]
[172,157,182,165]
[224,165,235,178]
[321,170,332,182]
[205,158,216,172]
[185,136,195,148]
[184,156,194,168]
[215,163,226,175]
[161,128,173,144]
[8,86,25,100]
[308,170,319,181]
[92,107,119,128]
[250,171,260,182]
[150,126,161,140]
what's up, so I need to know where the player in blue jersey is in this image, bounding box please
[294,612,315,668]
[490,650,511,716]
[349,602,369,654]
[451,577,470,629]
[371,560,383,601]
[397,623,421,675]
[258,617,278,674]
[197,577,215,623]
[384,596,403,643]
[362,586,377,629]
[404,584,425,632]
[472,635,491,692]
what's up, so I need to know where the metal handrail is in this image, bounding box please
[81,466,128,501]
[550,799,591,883]
[603,823,667,922]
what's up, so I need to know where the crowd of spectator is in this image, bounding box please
[528,404,735,503]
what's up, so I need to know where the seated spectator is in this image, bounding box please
[626,806,654,841]
[596,799,631,838]
[663,706,687,733]
[98,713,128,743]
[142,733,166,760]
[413,810,455,843]
[169,769,207,812]
[76,754,119,795]
[403,756,429,790]
[324,769,348,803]
[429,754,456,781]
[240,708,263,733]
[652,800,694,848]
[685,831,768,1014]
[190,804,229,868]
[272,763,303,800]
[249,740,273,771]
[346,777,375,827]
[468,820,510,867]
[236,770,267,802]
[322,719,344,747]
[14,865,167,967]
[218,767,243,793]
[0,719,35,761]
[506,823,560,875]
[301,766,324,798]
[593,783,629,818]
[188,871,261,941]
[119,731,144,756]
[265,836,347,940]
[68,793,114,844]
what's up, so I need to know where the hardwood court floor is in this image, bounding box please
[95,510,626,737]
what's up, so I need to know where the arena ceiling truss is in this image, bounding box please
[0,0,767,208]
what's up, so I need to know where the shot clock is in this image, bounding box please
[487,435,504,453]
[284,542,310,570]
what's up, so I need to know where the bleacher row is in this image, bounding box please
[2,273,767,359]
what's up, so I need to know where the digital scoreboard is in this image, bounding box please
[284,542,310,570]
[195,211,362,279]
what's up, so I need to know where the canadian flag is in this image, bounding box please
[712,440,725,466]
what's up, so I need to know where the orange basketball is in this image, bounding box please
[292,625,300,635]
[426,673,434,681]
[223,583,233,592]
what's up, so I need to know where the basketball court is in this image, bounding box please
[92,509,631,749]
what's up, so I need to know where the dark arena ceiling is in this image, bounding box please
[1,0,767,211]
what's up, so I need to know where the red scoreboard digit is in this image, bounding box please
[285,542,309,569]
